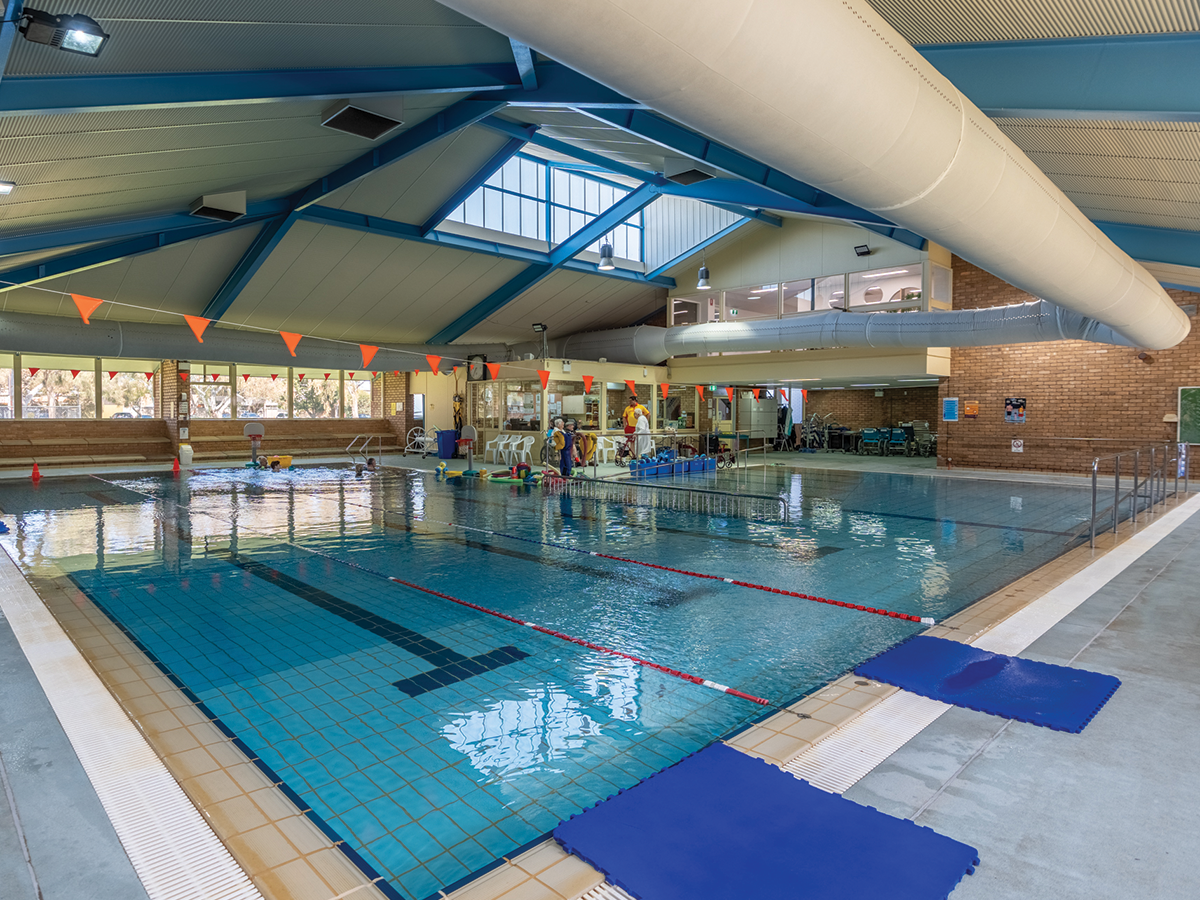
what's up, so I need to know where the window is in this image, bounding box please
[606,383,651,431]
[412,393,425,423]
[847,265,922,308]
[471,383,501,429]
[239,365,288,419]
[344,373,372,419]
[783,279,814,316]
[723,285,780,321]
[549,168,642,260]
[657,385,697,430]
[502,380,542,431]
[22,357,96,418]
[814,275,845,311]
[293,371,339,418]
[446,156,547,241]
[547,379,598,430]
[101,361,158,418]
[931,263,951,306]
[191,364,232,418]
[0,354,13,419]
[671,293,720,327]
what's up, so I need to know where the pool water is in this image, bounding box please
[0,465,1091,899]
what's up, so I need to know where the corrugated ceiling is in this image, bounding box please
[997,118,1200,231]
[867,0,1200,45]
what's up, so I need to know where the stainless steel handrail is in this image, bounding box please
[1089,442,1188,547]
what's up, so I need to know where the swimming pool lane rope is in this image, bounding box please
[88,475,776,709]
[338,480,937,627]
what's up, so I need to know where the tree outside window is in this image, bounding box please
[22,359,96,418]
[293,371,340,418]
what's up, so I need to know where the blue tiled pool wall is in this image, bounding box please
[0,466,1094,900]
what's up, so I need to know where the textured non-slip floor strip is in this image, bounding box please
[783,492,1200,794]
[0,548,264,900]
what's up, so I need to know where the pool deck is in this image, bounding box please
[1,461,1198,899]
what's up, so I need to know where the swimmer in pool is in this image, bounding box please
[269,459,281,472]
[366,457,377,472]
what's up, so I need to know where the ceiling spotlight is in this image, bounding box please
[0,182,14,196]
[19,9,110,56]
[854,244,871,257]
[531,323,547,333]
[697,265,711,290]
[598,243,615,271]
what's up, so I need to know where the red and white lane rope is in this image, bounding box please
[384,573,772,707]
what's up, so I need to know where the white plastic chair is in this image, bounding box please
[484,433,511,463]
[510,435,534,464]
[596,436,617,463]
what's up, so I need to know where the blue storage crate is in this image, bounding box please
[706,457,717,471]
[673,461,685,475]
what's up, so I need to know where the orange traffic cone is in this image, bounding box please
[172,457,180,475]
[31,462,41,482]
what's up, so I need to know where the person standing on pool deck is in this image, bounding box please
[623,395,648,436]
[560,421,576,476]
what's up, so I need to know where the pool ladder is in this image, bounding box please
[346,434,380,467]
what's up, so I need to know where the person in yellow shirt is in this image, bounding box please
[622,395,649,435]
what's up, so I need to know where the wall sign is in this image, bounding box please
[1012,439,1024,453]
[963,401,979,418]
[1005,397,1027,424]
[942,397,959,422]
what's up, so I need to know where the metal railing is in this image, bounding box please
[346,433,380,465]
[544,475,790,523]
[1089,442,1189,547]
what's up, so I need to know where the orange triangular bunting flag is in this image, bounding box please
[725,386,735,401]
[324,373,330,380]
[179,372,188,381]
[28,368,38,376]
[779,388,788,402]
[487,362,500,380]
[70,369,80,378]
[660,383,669,399]
[752,388,761,400]
[184,315,210,343]
[624,379,636,395]
[211,373,220,381]
[696,385,705,399]
[242,373,251,382]
[297,373,305,381]
[270,373,278,381]
[280,331,302,357]
[109,371,117,380]
[582,374,594,393]
[393,370,400,377]
[145,372,153,381]
[425,354,442,375]
[802,389,809,402]
[359,345,378,369]
[348,372,354,379]
[538,369,550,390]
[71,293,104,325]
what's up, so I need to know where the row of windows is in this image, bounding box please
[443,156,645,261]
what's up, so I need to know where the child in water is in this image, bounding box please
[269,459,281,472]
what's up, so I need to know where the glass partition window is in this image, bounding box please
[293,372,339,418]
[471,382,502,429]
[445,156,547,241]
[238,366,288,418]
[814,275,846,311]
[605,383,651,430]
[502,380,542,431]
[931,263,951,305]
[671,293,720,327]
[847,265,922,308]
[547,379,598,429]
[723,285,780,321]
[343,373,372,419]
[783,279,814,316]
[549,169,643,260]
[190,364,231,418]
[657,385,697,430]
[101,361,157,418]
[0,354,14,418]
[22,359,96,418]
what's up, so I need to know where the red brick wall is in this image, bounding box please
[379,371,413,441]
[804,387,939,430]
[939,257,1200,475]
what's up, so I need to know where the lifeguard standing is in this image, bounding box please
[622,395,648,436]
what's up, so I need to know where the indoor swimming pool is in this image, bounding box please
[0,465,1094,899]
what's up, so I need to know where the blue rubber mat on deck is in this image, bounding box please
[554,743,978,900]
[856,635,1120,733]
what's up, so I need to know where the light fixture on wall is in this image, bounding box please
[532,322,548,359]
[854,244,871,257]
[18,9,110,56]
[0,182,13,196]
[598,242,615,271]
[697,251,711,289]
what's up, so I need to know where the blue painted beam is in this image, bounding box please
[0,1,23,90]
[481,115,668,185]
[1096,221,1200,269]
[201,213,299,320]
[645,218,754,280]
[298,204,674,287]
[289,98,507,211]
[0,61,639,116]
[918,33,1200,121]
[419,136,529,236]
[510,40,537,91]
[0,216,272,289]
[705,204,782,228]
[427,183,661,344]
[0,199,292,257]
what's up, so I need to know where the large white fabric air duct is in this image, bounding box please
[557,300,1138,365]
[436,0,1189,350]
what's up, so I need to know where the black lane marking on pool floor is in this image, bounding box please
[219,551,530,697]
[832,507,1077,537]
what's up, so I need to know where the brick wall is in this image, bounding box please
[379,371,413,442]
[0,419,173,466]
[804,387,939,430]
[160,360,180,447]
[939,257,1200,476]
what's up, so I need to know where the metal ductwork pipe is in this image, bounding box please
[436,0,1190,350]
[556,301,1137,365]
[0,312,508,370]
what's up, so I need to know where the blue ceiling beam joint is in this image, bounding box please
[427,183,661,344]
[509,40,537,91]
[481,116,668,186]
[0,1,24,90]
[298,205,673,288]
[488,63,642,108]
[200,213,298,320]
[645,218,755,280]
[859,223,927,251]
[1095,221,1200,269]
[699,202,781,228]
[917,33,1200,121]
[0,215,273,290]
[289,98,508,212]
[419,135,530,236]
